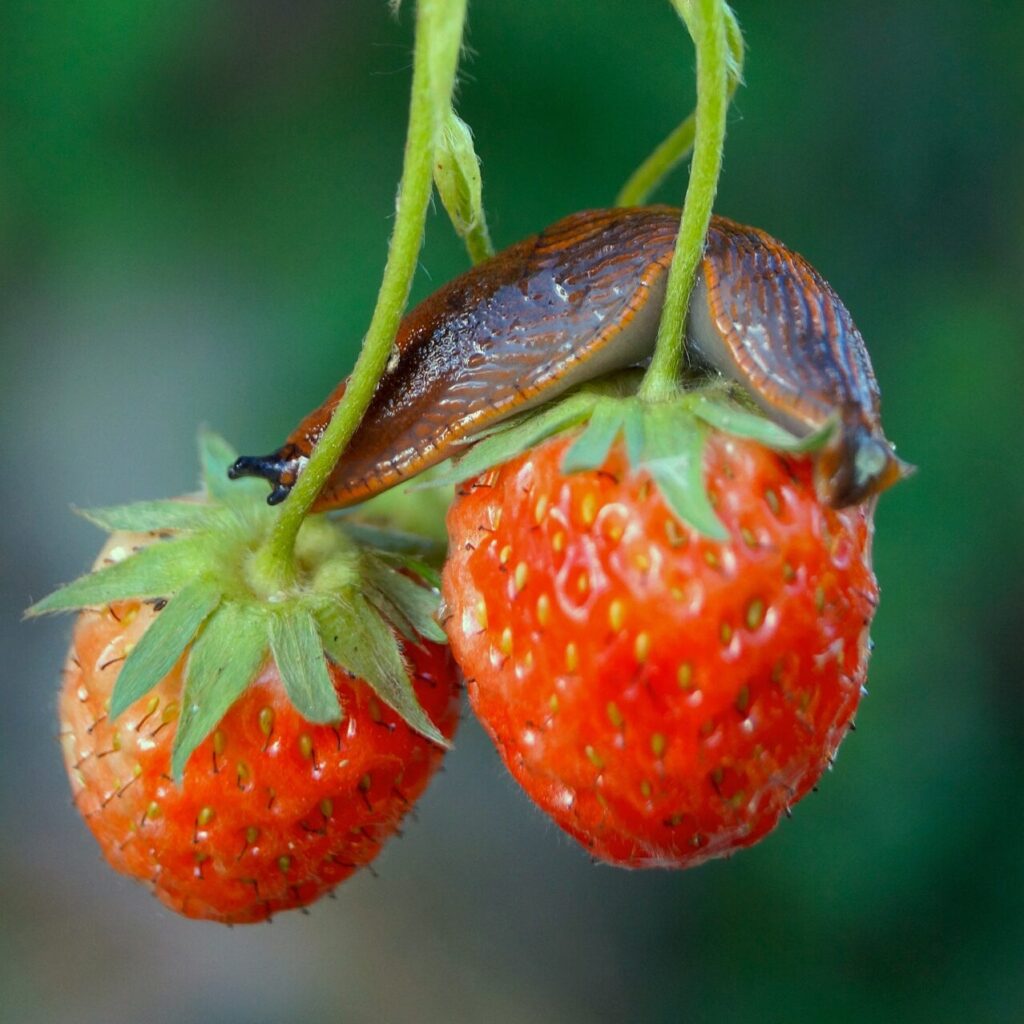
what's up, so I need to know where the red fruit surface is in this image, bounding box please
[442,430,878,868]
[59,542,460,923]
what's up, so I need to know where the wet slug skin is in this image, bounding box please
[230,207,907,510]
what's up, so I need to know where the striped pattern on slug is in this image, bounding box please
[690,216,908,505]
[230,207,905,511]
[696,217,881,434]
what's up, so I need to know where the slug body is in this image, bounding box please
[231,207,905,509]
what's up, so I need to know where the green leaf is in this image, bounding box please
[363,555,446,643]
[171,603,267,780]
[561,400,626,473]
[422,391,599,489]
[109,577,222,721]
[199,430,239,500]
[268,606,342,724]
[690,396,837,453]
[76,499,213,534]
[316,595,448,748]
[26,535,208,616]
[641,407,728,540]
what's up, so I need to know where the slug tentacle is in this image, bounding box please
[228,445,307,505]
[231,207,904,511]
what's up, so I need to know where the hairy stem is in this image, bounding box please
[253,0,467,591]
[616,4,743,208]
[463,217,494,265]
[639,0,732,402]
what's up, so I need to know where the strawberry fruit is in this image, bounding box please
[442,425,878,868]
[33,434,459,922]
[60,541,458,922]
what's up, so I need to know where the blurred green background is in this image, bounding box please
[2,2,1021,1022]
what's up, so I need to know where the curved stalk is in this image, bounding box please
[639,0,732,402]
[253,0,467,591]
[616,4,743,208]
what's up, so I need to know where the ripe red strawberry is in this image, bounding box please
[442,428,877,868]
[58,532,459,923]
[32,433,460,923]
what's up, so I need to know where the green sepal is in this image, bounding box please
[338,521,446,562]
[171,603,268,780]
[198,429,268,504]
[690,396,838,453]
[199,430,238,500]
[434,108,492,264]
[434,109,483,236]
[268,606,342,724]
[363,587,423,648]
[75,499,213,534]
[416,376,839,544]
[26,535,208,616]
[363,555,446,644]
[29,424,451,776]
[316,595,448,748]
[422,390,599,489]
[640,405,728,540]
[109,576,222,721]
[561,401,626,473]
[623,403,647,465]
[374,551,443,590]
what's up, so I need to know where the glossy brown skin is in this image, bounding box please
[230,207,905,510]
[691,215,908,504]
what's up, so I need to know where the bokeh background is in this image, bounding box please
[2,2,1021,1022]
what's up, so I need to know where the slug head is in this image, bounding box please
[228,444,307,505]
[814,420,914,508]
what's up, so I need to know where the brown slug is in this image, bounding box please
[230,206,907,510]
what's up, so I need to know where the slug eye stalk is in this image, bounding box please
[229,446,307,506]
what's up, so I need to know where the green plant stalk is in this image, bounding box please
[616,4,743,207]
[639,0,731,402]
[253,0,467,592]
[616,114,699,211]
[464,217,494,265]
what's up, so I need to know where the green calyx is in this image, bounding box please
[28,432,450,780]
[422,376,836,541]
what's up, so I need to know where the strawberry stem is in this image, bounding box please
[638,0,736,403]
[252,0,468,592]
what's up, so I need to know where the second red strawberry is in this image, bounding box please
[442,430,878,868]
